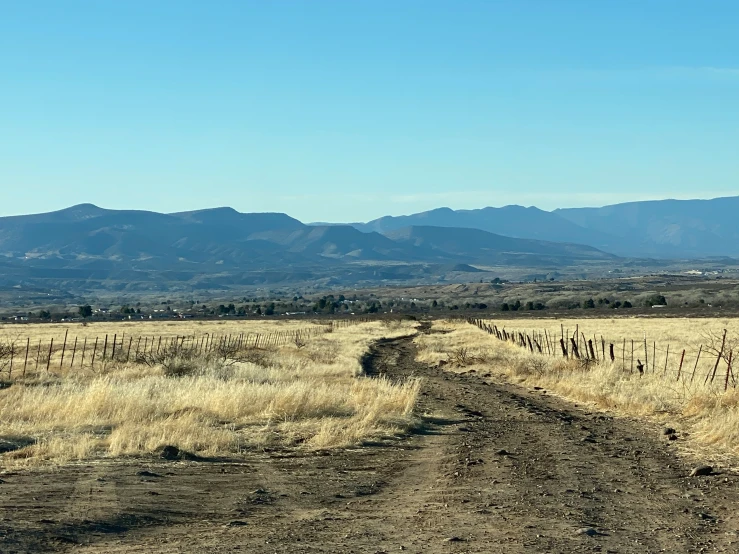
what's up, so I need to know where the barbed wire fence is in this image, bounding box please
[467,318,736,391]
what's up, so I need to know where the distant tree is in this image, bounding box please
[432,300,438,308]
[584,298,596,309]
[501,303,510,311]
[525,301,535,311]
[39,310,51,320]
[78,305,93,318]
[644,294,667,307]
[622,300,633,308]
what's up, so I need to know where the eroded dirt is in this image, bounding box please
[3,329,739,553]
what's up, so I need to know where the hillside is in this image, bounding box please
[384,226,615,266]
[352,196,739,258]
[355,206,615,250]
[555,196,739,257]
[0,204,617,291]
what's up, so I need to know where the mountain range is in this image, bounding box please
[351,196,739,258]
[0,196,737,292]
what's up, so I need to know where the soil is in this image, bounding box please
[3,328,739,553]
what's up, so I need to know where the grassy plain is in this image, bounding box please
[0,319,420,469]
[416,317,739,463]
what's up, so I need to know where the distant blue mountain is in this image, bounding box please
[353,205,616,251]
[351,197,739,257]
[555,196,739,257]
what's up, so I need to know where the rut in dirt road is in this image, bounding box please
[3,330,739,553]
[346,331,739,553]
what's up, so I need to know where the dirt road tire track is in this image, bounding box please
[2,329,739,552]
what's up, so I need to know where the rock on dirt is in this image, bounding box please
[690,465,714,477]
[0,436,35,454]
[156,445,199,461]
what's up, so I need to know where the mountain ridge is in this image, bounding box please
[2,196,737,291]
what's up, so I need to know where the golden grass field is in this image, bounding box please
[415,318,739,464]
[0,320,420,468]
[0,318,338,378]
[479,316,739,352]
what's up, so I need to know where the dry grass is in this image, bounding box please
[416,319,739,464]
[484,316,739,352]
[0,320,420,469]
[0,319,332,378]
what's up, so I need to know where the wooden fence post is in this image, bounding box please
[70,337,78,368]
[81,338,87,368]
[91,337,98,369]
[35,339,41,372]
[46,338,53,373]
[691,345,702,382]
[23,337,30,377]
[708,329,727,384]
[59,329,68,371]
[662,345,669,374]
[724,350,733,391]
[676,349,686,381]
[570,338,580,359]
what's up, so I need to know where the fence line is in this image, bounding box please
[467,318,736,392]
[1,318,371,377]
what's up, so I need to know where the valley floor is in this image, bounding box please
[3,328,739,553]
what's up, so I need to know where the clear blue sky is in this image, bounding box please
[2,1,738,222]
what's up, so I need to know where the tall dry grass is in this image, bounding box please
[416,319,739,464]
[0,320,420,468]
[0,319,333,378]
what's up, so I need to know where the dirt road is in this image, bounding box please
[3,331,739,553]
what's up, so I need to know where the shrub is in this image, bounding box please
[644,294,667,307]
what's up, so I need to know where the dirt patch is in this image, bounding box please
[3,329,739,552]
